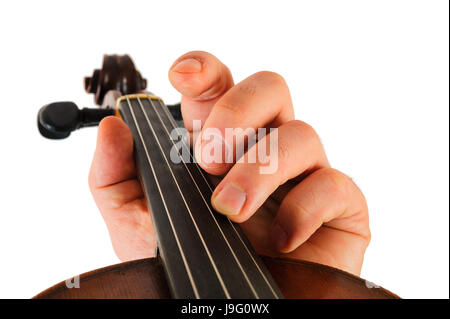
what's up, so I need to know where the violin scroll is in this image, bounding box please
[37,54,147,139]
[84,54,147,106]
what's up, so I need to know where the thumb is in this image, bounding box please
[89,116,136,188]
[88,116,155,262]
[168,51,234,132]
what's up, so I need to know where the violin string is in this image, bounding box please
[157,99,279,298]
[125,96,200,299]
[136,96,231,299]
[146,97,259,298]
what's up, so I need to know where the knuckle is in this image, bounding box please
[215,100,241,114]
[237,82,258,97]
[316,168,369,213]
[105,196,125,210]
[88,170,95,190]
[280,199,311,232]
[288,120,318,140]
[365,228,372,245]
[317,168,371,244]
[275,121,320,178]
[289,199,312,219]
[254,71,287,88]
[277,137,291,163]
[317,168,351,198]
[286,120,324,155]
[88,167,100,193]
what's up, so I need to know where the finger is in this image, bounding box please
[89,116,136,188]
[88,116,156,261]
[195,71,295,175]
[211,120,329,223]
[168,51,234,132]
[270,168,370,266]
[89,116,142,210]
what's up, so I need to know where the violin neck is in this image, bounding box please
[117,94,282,299]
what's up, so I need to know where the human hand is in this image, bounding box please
[89,51,370,276]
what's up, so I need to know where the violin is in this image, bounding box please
[35,55,398,299]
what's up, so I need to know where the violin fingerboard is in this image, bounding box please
[117,94,283,299]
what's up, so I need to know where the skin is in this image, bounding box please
[89,51,370,276]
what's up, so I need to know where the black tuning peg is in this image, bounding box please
[37,102,115,139]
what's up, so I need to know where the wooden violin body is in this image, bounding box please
[36,55,398,299]
[35,257,397,299]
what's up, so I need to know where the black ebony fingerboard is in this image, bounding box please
[118,94,283,299]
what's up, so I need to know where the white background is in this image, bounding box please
[0,0,448,299]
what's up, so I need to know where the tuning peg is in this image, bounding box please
[37,102,115,139]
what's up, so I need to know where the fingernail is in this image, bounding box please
[172,58,202,73]
[212,183,246,216]
[270,223,288,251]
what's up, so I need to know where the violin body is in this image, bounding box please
[36,55,399,299]
[35,257,397,299]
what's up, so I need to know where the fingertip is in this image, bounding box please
[168,51,233,100]
[193,131,232,175]
[97,116,133,153]
[169,52,206,97]
[228,214,251,224]
[196,161,231,176]
[97,116,130,140]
